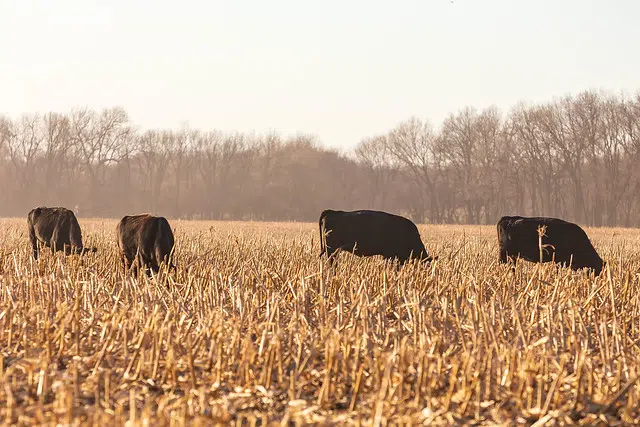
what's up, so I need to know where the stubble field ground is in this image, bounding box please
[1,218,640,425]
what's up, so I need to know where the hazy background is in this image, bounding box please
[1,1,639,225]
[1,0,638,149]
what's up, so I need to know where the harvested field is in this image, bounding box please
[1,219,640,425]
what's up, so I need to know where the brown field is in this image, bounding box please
[1,219,640,425]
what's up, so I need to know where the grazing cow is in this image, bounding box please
[319,209,434,264]
[117,214,175,275]
[497,215,605,275]
[27,206,97,260]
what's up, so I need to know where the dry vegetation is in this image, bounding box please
[1,219,640,425]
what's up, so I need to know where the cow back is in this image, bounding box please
[28,206,83,248]
[117,214,154,253]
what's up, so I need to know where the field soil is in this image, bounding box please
[1,219,640,425]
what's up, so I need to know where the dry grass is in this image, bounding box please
[1,218,640,426]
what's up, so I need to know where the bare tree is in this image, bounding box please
[69,107,132,215]
[6,115,43,202]
[589,93,640,225]
[385,117,439,223]
[538,94,596,222]
[135,130,174,212]
[253,132,283,219]
[438,107,482,223]
[509,104,561,216]
[1,92,640,224]
[473,107,509,223]
[193,131,223,219]
[355,134,397,208]
[38,112,74,204]
[170,127,191,218]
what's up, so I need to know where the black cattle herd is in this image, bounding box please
[26,206,606,276]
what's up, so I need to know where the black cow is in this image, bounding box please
[319,209,434,264]
[497,215,605,275]
[27,206,97,260]
[117,214,175,275]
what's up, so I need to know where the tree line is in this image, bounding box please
[1,89,639,226]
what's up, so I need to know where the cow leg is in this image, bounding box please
[325,247,339,266]
[137,252,148,275]
[131,262,140,276]
[120,248,137,274]
[50,227,63,255]
[499,248,508,264]
[147,248,161,275]
[123,251,141,276]
[122,253,132,273]
[139,252,155,276]
[499,248,517,272]
[154,247,171,273]
[150,260,160,275]
[135,256,146,276]
[131,249,149,276]
[394,254,410,271]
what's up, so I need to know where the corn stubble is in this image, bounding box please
[1,219,639,425]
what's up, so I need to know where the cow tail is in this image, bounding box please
[116,220,124,252]
[319,210,328,257]
[496,217,509,264]
[27,208,37,227]
[27,209,38,258]
[27,209,36,239]
[319,214,325,257]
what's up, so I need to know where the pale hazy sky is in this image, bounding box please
[1,0,638,149]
